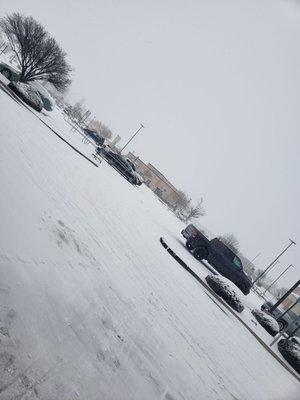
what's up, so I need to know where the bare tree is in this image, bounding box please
[0,13,72,91]
[65,101,86,121]
[272,287,288,299]
[174,190,190,212]
[218,233,239,253]
[88,120,113,139]
[185,198,205,222]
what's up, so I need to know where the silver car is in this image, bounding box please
[261,301,300,335]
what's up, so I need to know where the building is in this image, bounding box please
[127,152,185,209]
[281,286,300,316]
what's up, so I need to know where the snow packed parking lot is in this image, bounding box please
[0,89,299,399]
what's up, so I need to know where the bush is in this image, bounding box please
[251,309,279,336]
[205,274,244,313]
[278,338,300,373]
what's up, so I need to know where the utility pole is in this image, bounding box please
[262,264,293,296]
[119,124,145,154]
[250,252,261,264]
[269,279,300,313]
[252,239,296,285]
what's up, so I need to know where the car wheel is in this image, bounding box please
[193,246,208,261]
[238,282,250,295]
[186,241,193,251]
[1,69,11,80]
[278,319,287,331]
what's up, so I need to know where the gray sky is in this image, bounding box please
[1,0,299,287]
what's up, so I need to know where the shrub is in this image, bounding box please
[205,274,244,313]
[278,338,300,373]
[251,309,279,336]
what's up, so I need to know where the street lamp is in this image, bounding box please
[252,239,296,286]
[119,123,145,154]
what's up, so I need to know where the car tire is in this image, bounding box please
[186,241,193,251]
[193,246,208,261]
[238,282,249,295]
[1,69,11,80]
[277,319,287,331]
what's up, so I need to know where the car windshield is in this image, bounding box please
[126,159,136,171]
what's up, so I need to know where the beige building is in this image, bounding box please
[281,286,300,316]
[127,152,183,209]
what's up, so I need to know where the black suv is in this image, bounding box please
[182,224,252,295]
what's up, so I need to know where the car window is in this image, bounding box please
[233,256,242,270]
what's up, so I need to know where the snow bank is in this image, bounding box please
[0,71,10,85]
[251,309,279,336]
[205,274,245,313]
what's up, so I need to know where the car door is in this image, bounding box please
[207,240,228,274]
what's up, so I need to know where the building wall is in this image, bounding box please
[282,293,300,315]
[127,152,181,208]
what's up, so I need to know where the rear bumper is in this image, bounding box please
[181,229,188,238]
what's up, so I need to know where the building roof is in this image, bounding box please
[147,163,178,192]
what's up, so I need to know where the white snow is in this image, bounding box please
[0,89,299,399]
[0,71,10,85]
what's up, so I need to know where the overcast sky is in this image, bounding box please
[1,0,299,287]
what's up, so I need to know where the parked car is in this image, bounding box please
[96,148,141,185]
[126,159,143,185]
[84,129,105,146]
[181,224,252,294]
[261,300,300,334]
[29,81,54,111]
[8,81,43,112]
[0,63,53,111]
[0,62,20,82]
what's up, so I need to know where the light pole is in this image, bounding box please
[252,239,296,286]
[266,260,280,275]
[269,279,300,313]
[250,252,261,264]
[262,264,293,296]
[119,123,145,154]
[245,252,261,270]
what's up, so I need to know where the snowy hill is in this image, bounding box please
[0,89,299,399]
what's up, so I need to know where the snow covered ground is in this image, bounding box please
[0,89,299,399]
